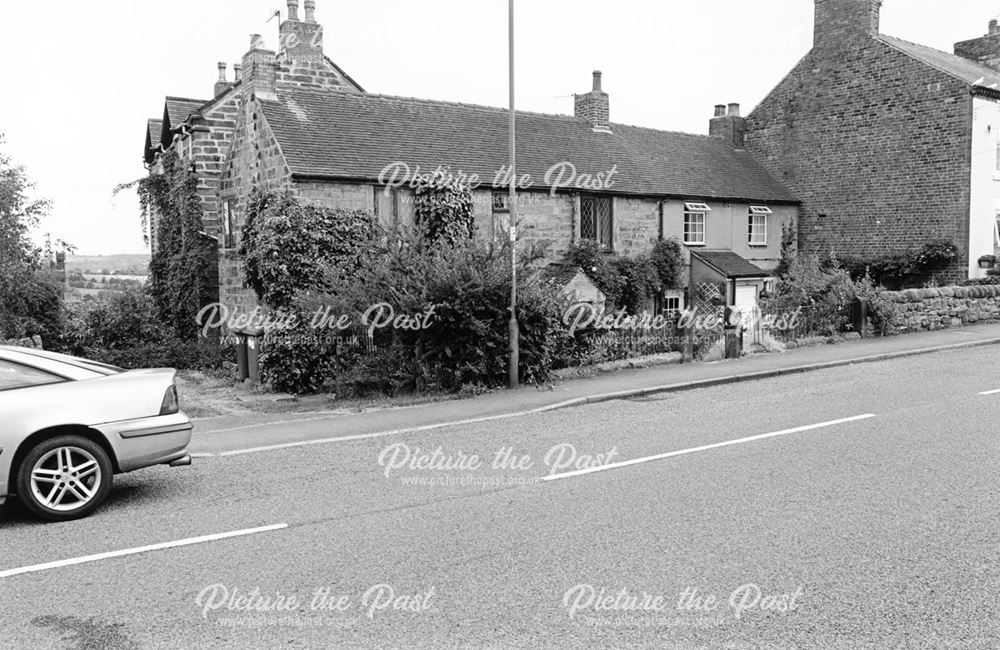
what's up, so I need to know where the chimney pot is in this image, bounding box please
[592,70,603,92]
[304,0,316,23]
[250,33,264,49]
[727,102,740,117]
[217,62,227,82]
[991,19,999,35]
[234,63,243,81]
[714,104,726,117]
[287,0,300,21]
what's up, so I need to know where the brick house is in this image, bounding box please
[143,1,798,322]
[745,0,1000,281]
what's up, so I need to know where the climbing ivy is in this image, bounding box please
[122,150,215,340]
[413,169,475,246]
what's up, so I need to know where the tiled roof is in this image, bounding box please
[260,89,798,202]
[880,35,1000,88]
[692,250,768,278]
[145,118,163,163]
[164,96,208,128]
[538,263,586,287]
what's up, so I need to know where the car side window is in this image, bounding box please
[0,360,65,391]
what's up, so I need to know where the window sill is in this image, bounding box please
[748,243,768,248]
[684,242,706,247]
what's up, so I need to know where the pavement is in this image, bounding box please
[3,342,999,648]
[189,322,1000,456]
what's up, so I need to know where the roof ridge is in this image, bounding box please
[278,86,719,140]
[878,33,996,85]
[165,95,211,104]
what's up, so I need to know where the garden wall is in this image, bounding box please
[880,285,1000,335]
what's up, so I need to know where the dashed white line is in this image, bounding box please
[541,414,877,482]
[0,523,288,579]
[978,389,1000,396]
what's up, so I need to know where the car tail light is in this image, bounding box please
[160,385,179,415]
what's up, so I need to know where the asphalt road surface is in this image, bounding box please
[2,345,999,649]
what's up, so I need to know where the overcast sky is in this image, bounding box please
[0,0,996,255]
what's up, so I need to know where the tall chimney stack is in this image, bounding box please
[813,0,881,51]
[280,0,323,59]
[709,102,746,149]
[574,70,611,133]
[242,34,278,100]
[214,62,233,97]
[955,18,1000,72]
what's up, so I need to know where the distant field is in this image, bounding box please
[65,254,150,275]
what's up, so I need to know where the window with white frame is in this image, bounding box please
[683,202,710,245]
[748,205,771,245]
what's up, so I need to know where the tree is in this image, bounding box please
[0,134,63,341]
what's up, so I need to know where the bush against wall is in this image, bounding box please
[240,189,384,309]
[413,169,475,246]
[272,235,564,396]
[761,254,857,335]
[838,240,959,290]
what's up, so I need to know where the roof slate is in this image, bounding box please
[692,250,768,279]
[165,97,209,126]
[145,119,163,163]
[880,35,1000,87]
[259,89,798,202]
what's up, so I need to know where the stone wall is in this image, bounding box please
[880,285,1000,335]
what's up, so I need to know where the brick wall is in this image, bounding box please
[745,40,973,282]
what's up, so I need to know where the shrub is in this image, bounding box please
[560,241,625,308]
[59,287,230,371]
[649,238,685,290]
[413,169,476,246]
[852,274,902,336]
[761,254,855,335]
[612,255,660,315]
[261,235,564,396]
[241,190,383,308]
[838,240,959,289]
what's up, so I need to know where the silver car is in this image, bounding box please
[0,345,192,522]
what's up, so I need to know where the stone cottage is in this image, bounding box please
[745,0,1000,281]
[143,0,798,323]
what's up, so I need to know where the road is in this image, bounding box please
[2,345,999,649]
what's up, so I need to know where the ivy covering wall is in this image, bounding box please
[135,150,217,340]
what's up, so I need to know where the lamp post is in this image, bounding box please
[507,0,520,389]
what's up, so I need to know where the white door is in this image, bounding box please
[734,285,759,344]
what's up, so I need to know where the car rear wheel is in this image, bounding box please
[16,436,113,522]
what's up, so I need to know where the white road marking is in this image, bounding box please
[0,523,288,579]
[541,414,877,482]
[205,403,586,457]
[979,389,1000,396]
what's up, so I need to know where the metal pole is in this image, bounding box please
[507,0,520,389]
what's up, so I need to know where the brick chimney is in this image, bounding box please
[214,62,234,97]
[709,102,745,149]
[241,34,278,100]
[574,71,611,133]
[955,19,1000,73]
[280,0,323,60]
[813,0,881,50]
